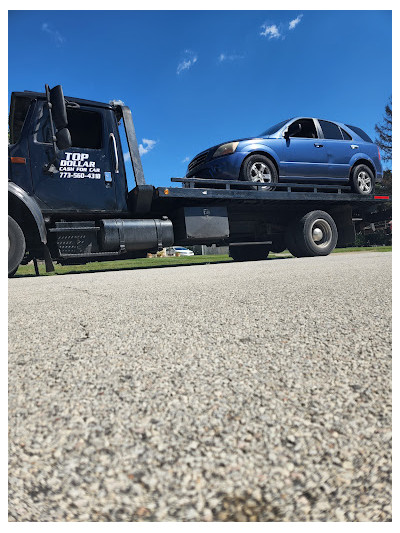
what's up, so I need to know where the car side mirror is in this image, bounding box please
[283,129,290,140]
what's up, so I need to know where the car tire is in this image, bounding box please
[289,210,338,257]
[8,216,26,277]
[229,244,270,262]
[240,154,278,190]
[351,164,375,195]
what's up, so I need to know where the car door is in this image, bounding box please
[277,118,328,180]
[28,100,119,213]
[316,119,354,179]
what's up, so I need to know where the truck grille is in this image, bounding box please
[188,150,208,172]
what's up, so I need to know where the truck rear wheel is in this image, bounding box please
[285,222,304,258]
[8,216,26,277]
[287,210,338,257]
[229,244,270,262]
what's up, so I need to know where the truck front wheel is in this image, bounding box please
[8,216,26,277]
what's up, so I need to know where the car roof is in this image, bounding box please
[277,117,366,141]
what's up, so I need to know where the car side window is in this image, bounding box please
[288,119,318,139]
[340,127,352,140]
[319,120,343,140]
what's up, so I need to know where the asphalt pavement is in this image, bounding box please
[8,252,392,521]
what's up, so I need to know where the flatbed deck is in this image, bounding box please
[151,178,390,211]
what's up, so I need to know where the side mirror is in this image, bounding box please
[56,128,72,150]
[283,129,290,140]
[43,84,72,174]
[50,85,68,131]
[45,84,72,151]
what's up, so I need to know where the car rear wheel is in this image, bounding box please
[240,154,278,190]
[8,216,26,277]
[351,164,375,195]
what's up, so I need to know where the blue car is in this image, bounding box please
[186,117,382,194]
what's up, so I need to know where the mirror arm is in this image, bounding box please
[44,84,59,170]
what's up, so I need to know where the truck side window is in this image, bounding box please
[9,96,32,144]
[34,104,103,149]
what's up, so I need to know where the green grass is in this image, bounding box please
[14,246,391,278]
[332,246,392,253]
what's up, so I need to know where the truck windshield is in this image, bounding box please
[260,119,291,137]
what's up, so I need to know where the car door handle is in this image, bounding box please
[351,144,359,149]
[314,143,323,148]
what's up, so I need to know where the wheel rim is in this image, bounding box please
[310,219,332,249]
[249,162,272,189]
[357,170,372,193]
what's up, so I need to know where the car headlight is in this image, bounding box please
[212,141,239,158]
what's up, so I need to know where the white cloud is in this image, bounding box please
[260,24,281,39]
[182,156,190,163]
[123,139,157,160]
[218,53,244,63]
[177,50,198,75]
[139,138,157,156]
[289,14,303,30]
[41,22,65,45]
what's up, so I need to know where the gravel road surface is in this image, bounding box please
[9,252,392,522]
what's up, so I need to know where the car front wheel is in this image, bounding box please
[239,154,278,190]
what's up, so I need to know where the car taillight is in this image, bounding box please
[378,147,381,160]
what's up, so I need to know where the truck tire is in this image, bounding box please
[229,244,270,262]
[8,215,26,277]
[285,221,305,258]
[292,210,338,257]
[240,154,278,190]
[351,164,375,195]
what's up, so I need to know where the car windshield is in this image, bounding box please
[260,119,291,137]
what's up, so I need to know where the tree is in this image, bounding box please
[375,97,392,195]
[375,97,392,161]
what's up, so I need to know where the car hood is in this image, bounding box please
[205,136,270,153]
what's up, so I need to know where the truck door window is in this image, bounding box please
[34,104,103,149]
[67,108,102,149]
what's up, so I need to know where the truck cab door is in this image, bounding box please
[28,101,120,214]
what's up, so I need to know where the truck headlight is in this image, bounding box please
[212,141,239,158]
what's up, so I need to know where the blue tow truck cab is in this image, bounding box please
[8,84,390,277]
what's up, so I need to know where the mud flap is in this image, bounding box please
[43,244,55,272]
[329,205,355,247]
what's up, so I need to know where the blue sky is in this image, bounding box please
[9,10,392,189]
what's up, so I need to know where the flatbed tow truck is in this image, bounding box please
[8,84,391,277]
